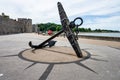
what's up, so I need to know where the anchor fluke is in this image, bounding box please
[29,40,57,49]
[29,41,40,49]
[48,40,57,47]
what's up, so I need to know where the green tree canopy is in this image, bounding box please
[37,22,120,33]
[37,23,62,32]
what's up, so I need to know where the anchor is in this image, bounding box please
[29,2,83,58]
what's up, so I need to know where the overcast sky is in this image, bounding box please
[0,0,120,30]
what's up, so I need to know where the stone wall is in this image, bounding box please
[18,18,32,33]
[0,13,32,35]
[32,24,39,33]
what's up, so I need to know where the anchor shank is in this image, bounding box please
[38,30,64,47]
[57,2,83,57]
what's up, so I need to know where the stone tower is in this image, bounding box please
[18,18,32,33]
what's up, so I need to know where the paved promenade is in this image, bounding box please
[0,33,120,80]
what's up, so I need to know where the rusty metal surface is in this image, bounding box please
[57,2,83,57]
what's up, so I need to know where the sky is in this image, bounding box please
[0,0,120,31]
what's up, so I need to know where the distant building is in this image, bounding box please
[0,13,32,35]
[32,24,39,33]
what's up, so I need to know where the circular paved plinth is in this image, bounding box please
[19,46,89,64]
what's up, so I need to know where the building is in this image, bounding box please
[32,24,39,33]
[0,13,32,35]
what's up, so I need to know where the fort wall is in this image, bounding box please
[0,13,32,35]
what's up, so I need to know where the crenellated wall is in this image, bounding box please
[0,13,32,35]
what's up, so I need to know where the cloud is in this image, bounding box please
[0,0,120,30]
[80,14,120,31]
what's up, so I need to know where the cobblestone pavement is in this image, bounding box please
[0,33,120,80]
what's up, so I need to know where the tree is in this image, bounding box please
[56,26,62,31]
[37,23,62,32]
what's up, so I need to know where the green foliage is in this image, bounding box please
[93,29,119,32]
[78,28,92,32]
[37,23,62,32]
[56,25,62,31]
[37,22,119,33]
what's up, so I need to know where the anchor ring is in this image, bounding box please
[73,17,83,26]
